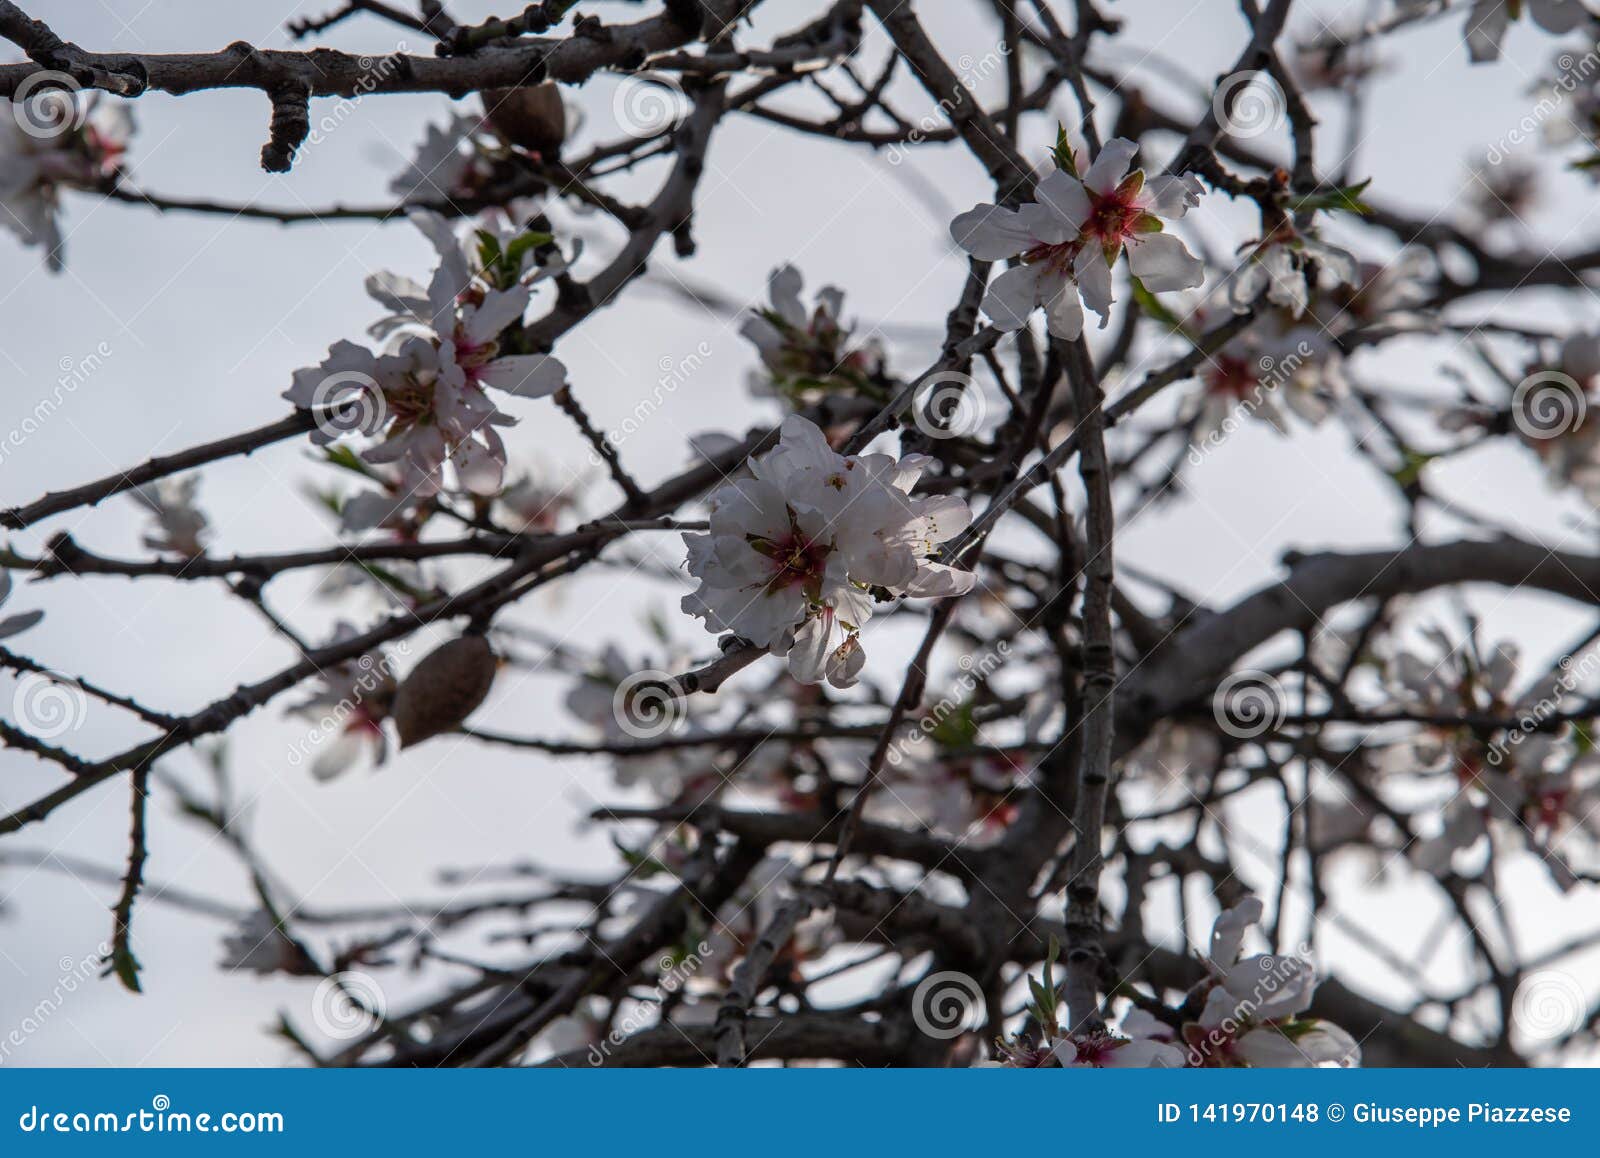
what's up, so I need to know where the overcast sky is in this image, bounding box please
[2,0,1598,1064]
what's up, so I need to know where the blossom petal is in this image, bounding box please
[1083,137,1138,195]
[982,263,1043,330]
[1033,169,1091,235]
[769,264,807,328]
[950,203,1035,260]
[476,353,567,398]
[1128,233,1205,292]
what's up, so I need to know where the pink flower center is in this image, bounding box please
[1023,173,1155,274]
[751,526,831,595]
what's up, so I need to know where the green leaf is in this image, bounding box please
[1387,449,1435,489]
[1287,179,1373,218]
[1130,275,1184,329]
[1053,124,1079,177]
[502,229,554,273]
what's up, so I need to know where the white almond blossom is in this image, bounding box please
[286,622,397,781]
[1459,0,1590,63]
[680,416,975,688]
[498,472,583,534]
[285,211,569,497]
[390,114,488,203]
[0,93,132,270]
[218,909,316,976]
[1184,897,1361,1067]
[950,138,1205,339]
[1226,222,1359,318]
[741,264,885,403]
[129,476,208,558]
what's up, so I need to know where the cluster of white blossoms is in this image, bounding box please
[1376,629,1600,886]
[681,416,975,688]
[0,93,132,270]
[990,899,1359,1068]
[285,210,570,499]
[285,621,397,781]
[1399,0,1592,63]
[129,476,208,558]
[950,137,1204,340]
[740,264,886,404]
[1226,221,1358,319]
[1184,897,1361,1067]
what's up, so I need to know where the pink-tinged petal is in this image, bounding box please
[1033,169,1091,235]
[408,208,463,269]
[1073,247,1116,319]
[311,728,370,781]
[775,414,840,473]
[916,494,973,541]
[365,270,430,318]
[1083,137,1138,195]
[1041,274,1085,340]
[901,562,976,598]
[825,634,865,689]
[950,203,1035,259]
[1209,897,1263,968]
[452,437,505,495]
[283,340,381,408]
[712,478,792,540]
[981,263,1043,330]
[1233,1028,1313,1067]
[477,353,567,398]
[1139,173,1205,219]
[769,264,807,327]
[464,285,531,344]
[1102,1039,1185,1068]
[740,314,784,357]
[1128,233,1205,292]
[787,614,838,685]
[1227,262,1268,312]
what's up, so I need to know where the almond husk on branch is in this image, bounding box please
[482,83,567,158]
[392,634,497,749]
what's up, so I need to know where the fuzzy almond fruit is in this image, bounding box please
[483,83,567,157]
[392,634,497,749]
